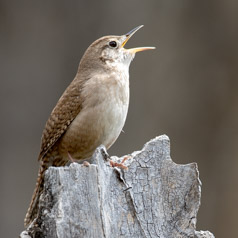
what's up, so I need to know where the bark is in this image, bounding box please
[20,135,215,238]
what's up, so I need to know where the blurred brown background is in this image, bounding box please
[0,1,237,237]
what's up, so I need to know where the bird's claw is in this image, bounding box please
[100,147,130,170]
[109,155,130,170]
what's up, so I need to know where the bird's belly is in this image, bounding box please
[58,97,128,160]
[99,99,128,148]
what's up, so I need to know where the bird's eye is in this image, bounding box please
[109,41,117,48]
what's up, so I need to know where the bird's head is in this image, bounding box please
[79,25,155,73]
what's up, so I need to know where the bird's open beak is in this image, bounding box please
[121,25,155,53]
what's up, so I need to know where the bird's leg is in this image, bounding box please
[67,152,77,163]
[100,147,110,161]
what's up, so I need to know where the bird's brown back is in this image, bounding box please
[38,76,84,161]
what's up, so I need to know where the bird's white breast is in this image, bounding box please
[84,69,130,148]
[61,68,130,158]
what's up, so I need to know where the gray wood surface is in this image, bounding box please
[20,135,214,238]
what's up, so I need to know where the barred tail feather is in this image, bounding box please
[24,165,46,227]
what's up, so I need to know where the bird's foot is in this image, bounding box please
[68,152,91,166]
[109,155,130,170]
[82,161,90,167]
[100,147,129,170]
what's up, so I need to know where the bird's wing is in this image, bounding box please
[38,79,84,161]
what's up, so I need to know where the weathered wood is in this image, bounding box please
[20,135,215,238]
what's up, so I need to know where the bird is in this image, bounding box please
[24,25,155,227]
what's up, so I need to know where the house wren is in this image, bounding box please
[24,25,155,226]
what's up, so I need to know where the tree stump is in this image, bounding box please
[20,135,215,238]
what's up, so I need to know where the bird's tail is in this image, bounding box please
[24,163,47,227]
